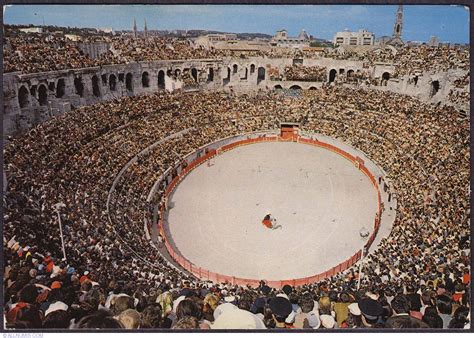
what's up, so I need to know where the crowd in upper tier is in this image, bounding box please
[4,26,470,79]
[4,83,469,329]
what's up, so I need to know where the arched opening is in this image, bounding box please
[56,79,66,98]
[101,74,107,85]
[382,72,390,86]
[414,75,419,86]
[289,85,302,90]
[233,64,238,74]
[141,72,150,88]
[257,67,265,84]
[158,70,166,89]
[431,80,440,97]
[223,67,231,85]
[30,86,37,98]
[250,64,256,74]
[125,73,133,92]
[207,68,214,82]
[274,84,283,90]
[191,68,198,82]
[347,69,354,78]
[18,85,30,108]
[396,24,400,34]
[92,75,101,97]
[339,68,345,75]
[74,77,84,97]
[329,69,337,83]
[309,86,317,90]
[175,69,181,78]
[109,74,117,91]
[38,85,48,106]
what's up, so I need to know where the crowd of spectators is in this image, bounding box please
[3,33,122,74]
[4,83,469,329]
[284,66,327,82]
[4,25,469,82]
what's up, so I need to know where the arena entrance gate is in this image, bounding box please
[280,122,300,140]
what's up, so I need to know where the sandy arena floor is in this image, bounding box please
[166,141,379,281]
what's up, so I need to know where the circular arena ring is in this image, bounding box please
[156,129,396,288]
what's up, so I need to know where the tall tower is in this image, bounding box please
[388,5,404,47]
[133,18,137,38]
[144,18,148,38]
[392,5,403,39]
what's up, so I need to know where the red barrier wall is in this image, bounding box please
[159,135,382,287]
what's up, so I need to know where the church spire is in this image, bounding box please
[144,18,148,38]
[393,5,403,39]
[133,17,137,38]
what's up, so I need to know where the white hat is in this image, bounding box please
[348,303,361,316]
[45,301,69,317]
[211,308,266,329]
[224,294,235,302]
[320,314,335,328]
[213,303,237,320]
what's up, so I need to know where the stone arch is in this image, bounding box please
[158,70,166,89]
[257,67,265,84]
[92,75,101,97]
[274,84,283,90]
[191,68,198,82]
[207,68,214,82]
[289,85,302,90]
[18,85,30,108]
[56,79,66,98]
[309,86,317,90]
[109,74,117,91]
[430,80,440,97]
[142,71,150,88]
[233,64,238,74]
[38,84,48,106]
[382,72,390,86]
[74,77,84,97]
[347,69,355,77]
[329,69,337,83]
[125,73,133,92]
[250,64,256,74]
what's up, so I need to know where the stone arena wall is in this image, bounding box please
[3,56,468,137]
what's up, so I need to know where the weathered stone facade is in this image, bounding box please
[3,57,469,137]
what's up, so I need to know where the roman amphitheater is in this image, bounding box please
[3,24,470,330]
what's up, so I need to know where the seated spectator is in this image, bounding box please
[422,306,443,328]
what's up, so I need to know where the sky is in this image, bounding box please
[3,5,470,43]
